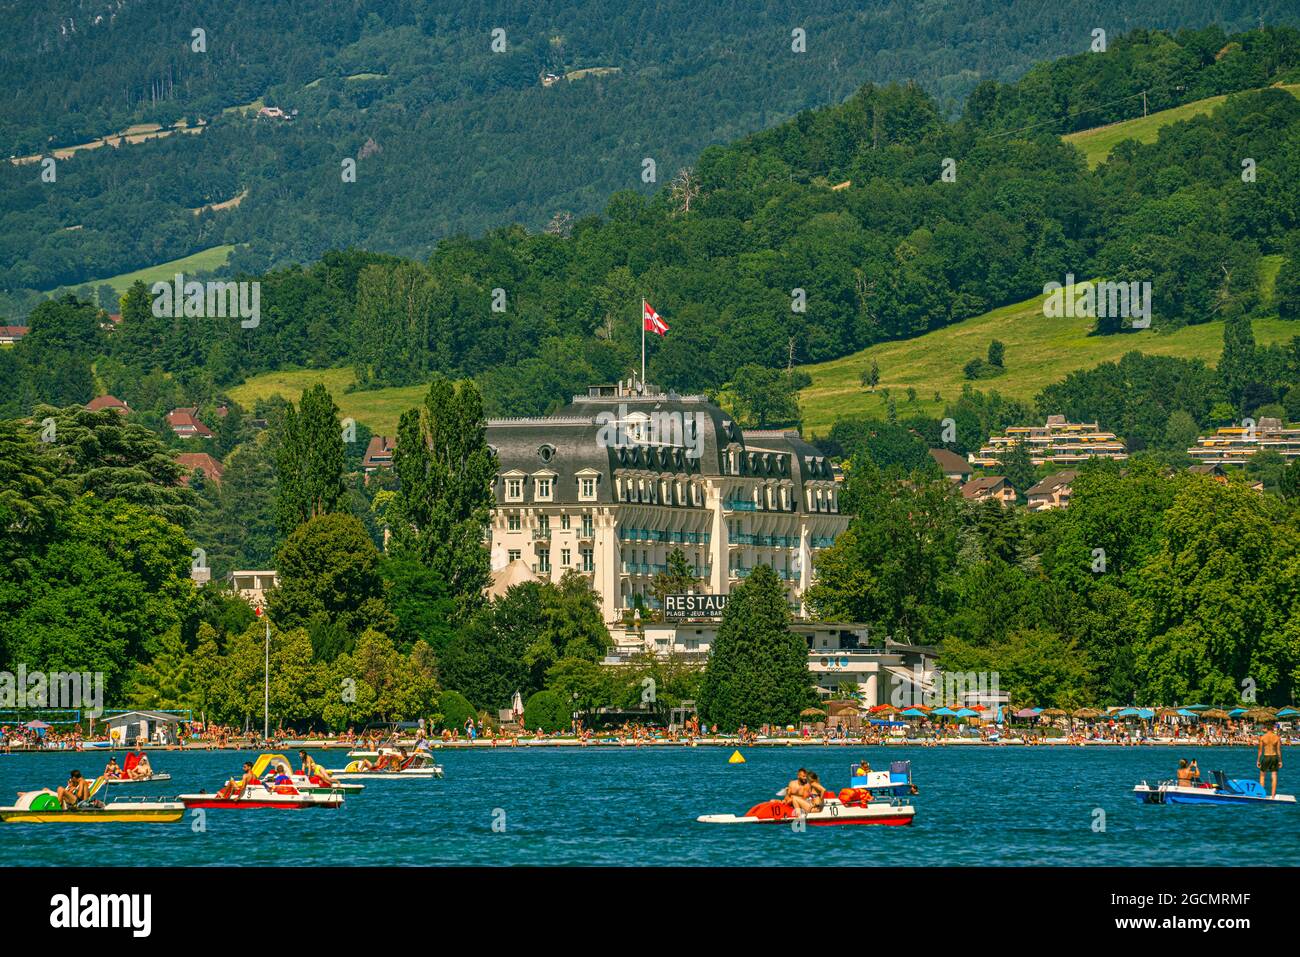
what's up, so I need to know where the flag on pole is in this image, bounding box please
[643,301,669,336]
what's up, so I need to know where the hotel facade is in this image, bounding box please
[485,381,850,645]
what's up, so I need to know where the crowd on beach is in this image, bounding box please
[4,714,1297,751]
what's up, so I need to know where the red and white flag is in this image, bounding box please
[643,300,669,336]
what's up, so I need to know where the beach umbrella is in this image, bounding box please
[868,704,898,715]
[900,708,928,718]
[1114,707,1141,717]
[931,707,957,717]
[1013,708,1040,718]
[1175,708,1200,718]
[24,720,50,729]
[800,707,827,718]
[1201,709,1230,720]
[1184,704,1212,712]
[511,690,524,717]
[1277,707,1300,718]
[1041,708,1067,717]
[1244,707,1277,722]
[1228,708,1248,717]
[954,708,979,718]
[1073,708,1103,719]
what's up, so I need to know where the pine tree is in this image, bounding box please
[391,375,495,619]
[275,384,347,536]
[698,564,813,729]
[995,441,1035,499]
[1219,315,1257,410]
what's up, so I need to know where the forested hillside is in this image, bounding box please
[6,25,1300,429]
[1,0,1294,302]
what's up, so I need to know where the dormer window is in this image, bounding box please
[576,468,599,502]
[504,474,524,502]
[535,477,553,501]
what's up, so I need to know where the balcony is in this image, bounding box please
[531,528,551,541]
[723,499,757,512]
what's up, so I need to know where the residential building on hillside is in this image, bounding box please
[928,447,972,482]
[85,394,130,414]
[362,435,395,472]
[176,452,225,487]
[1187,418,1300,466]
[960,475,1016,504]
[0,325,29,345]
[229,570,277,609]
[1025,469,1079,511]
[486,380,850,644]
[971,415,1127,467]
[166,407,213,439]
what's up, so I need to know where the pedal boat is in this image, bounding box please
[1135,771,1296,806]
[179,781,343,809]
[2,780,183,823]
[250,753,363,793]
[698,763,916,826]
[105,773,172,785]
[328,749,443,779]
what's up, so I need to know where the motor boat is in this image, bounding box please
[698,761,917,826]
[1135,769,1296,806]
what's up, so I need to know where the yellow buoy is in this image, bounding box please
[728,750,745,764]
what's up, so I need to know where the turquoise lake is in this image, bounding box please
[1,745,1295,866]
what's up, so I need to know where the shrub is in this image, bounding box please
[524,690,570,733]
[438,690,477,730]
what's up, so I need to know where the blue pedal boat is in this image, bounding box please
[1135,770,1296,806]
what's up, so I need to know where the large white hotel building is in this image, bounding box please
[485,380,850,646]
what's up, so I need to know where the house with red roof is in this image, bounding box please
[175,452,225,486]
[167,407,214,439]
[85,394,131,414]
[0,325,29,345]
[363,435,396,472]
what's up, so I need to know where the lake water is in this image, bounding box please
[1,745,1295,866]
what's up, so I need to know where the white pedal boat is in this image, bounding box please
[328,749,442,779]
[105,773,172,785]
[251,753,363,793]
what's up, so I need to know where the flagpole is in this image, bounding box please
[640,297,646,387]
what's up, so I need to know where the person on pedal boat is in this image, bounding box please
[103,757,122,780]
[130,752,154,780]
[215,762,258,800]
[783,768,814,814]
[57,770,91,808]
[1259,724,1284,798]
[806,771,827,811]
[299,750,336,785]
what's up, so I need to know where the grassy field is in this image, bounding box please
[226,367,428,435]
[1063,83,1300,168]
[797,273,1297,437]
[50,244,237,299]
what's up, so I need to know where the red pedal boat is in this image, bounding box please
[698,761,916,826]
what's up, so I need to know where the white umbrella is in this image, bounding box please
[511,690,524,717]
